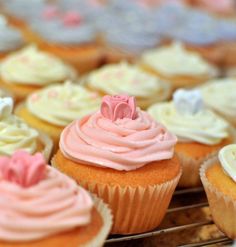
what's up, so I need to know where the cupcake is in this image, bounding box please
[0,150,112,246]
[15,81,102,152]
[200,78,236,127]
[140,42,219,90]
[148,89,235,187]
[0,15,25,59]
[0,46,77,102]
[84,62,171,109]
[96,1,161,63]
[0,97,52,161]
[200,144,236,239]
[30,8,103,74]
[52,94,181,234]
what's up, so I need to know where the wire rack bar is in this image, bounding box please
[106,220,213,243]
[179,237,233,247]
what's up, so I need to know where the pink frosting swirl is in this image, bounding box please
[60,108,177,171]
[0,152,93,242]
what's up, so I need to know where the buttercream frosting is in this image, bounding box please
[87,62,168,100]
[141,42,217,76]
[0,97,38,155]
[0,46,76,85]
[26,81,101,126]
[201,78,236,120]
[219,144,236,183]
[0,150,93,242]
[148,89,229,145]
[60,95,177,171]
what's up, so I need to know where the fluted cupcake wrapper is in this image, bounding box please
[85,195,113,247]
[200,156,236,239]
[76,170,181,235]
[178,125,236,188]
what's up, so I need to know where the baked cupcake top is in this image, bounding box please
[141,42,217,76]
[26,81,101,126]
[0,98,38,155]
[86,62,170,103]
[201,78,236,119]
[0,150,93,242]
[148,89,229,145]
[0,46,76,85]
[0,15,25,52]
[219,144,236,183]
[60,95,177,171]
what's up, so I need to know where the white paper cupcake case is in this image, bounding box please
[200,156,236,239]
[84,195,113,247]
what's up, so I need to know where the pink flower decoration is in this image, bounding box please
[42,5,60,20]
[63,11,82,27]
[0,151,46,188]
[101,95,137,121]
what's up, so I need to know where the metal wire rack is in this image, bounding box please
[105,187,233,246]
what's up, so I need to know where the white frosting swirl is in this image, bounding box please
[86,62,169,103]
[147,102,229,145]
[141,42,217,76]
[219,144,236,183]
[0,97,38,155]
[26,81,101,126]
[0,46,76,85]
[201,78,236,121]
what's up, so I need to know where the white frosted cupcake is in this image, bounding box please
[200,144,236,239]
[140,42,219,90]
[200,77,236,126]
[84,62,171,109]
[148,89,235,187]
[0,46,77,102]
[15,81,102,151]
[0,97,52,161]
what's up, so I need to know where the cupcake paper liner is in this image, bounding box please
[85,195,113,247]
[73,169,182,234]
[38,131,53,163]
[200,156,236,239]
[177,125,236,188]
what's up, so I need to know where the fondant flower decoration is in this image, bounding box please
[42,5,60,20]
[173,89,204,115]
[63,11,82,27]
[0,151,46,188]
[101,95,137,121]
[0,97,13,120]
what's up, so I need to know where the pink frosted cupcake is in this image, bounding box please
[0,150,112,246]
[53,94,181,234]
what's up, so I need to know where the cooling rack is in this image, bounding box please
[105,187,233,246]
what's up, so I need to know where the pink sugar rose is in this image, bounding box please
[101,95,137,121]
[0,151,46,188]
